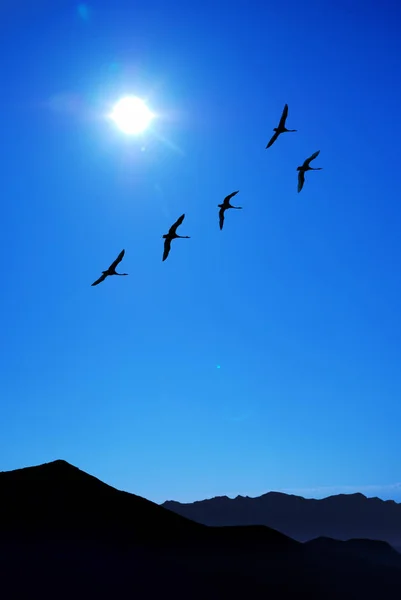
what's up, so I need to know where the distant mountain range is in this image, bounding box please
[162,491,401,550]
[2,460,401,599]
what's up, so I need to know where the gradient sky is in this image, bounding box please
[1,0,401,504]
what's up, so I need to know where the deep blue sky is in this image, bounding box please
[1,1,401,504]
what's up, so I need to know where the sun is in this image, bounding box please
[109,96,154,134]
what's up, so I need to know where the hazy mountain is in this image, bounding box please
[2,460,401,599]
[162,490,401,547]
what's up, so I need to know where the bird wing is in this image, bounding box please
[223,190,239,205]
[297,170,305,193]
[278,103,288,129]
[266,130,279,149]
[109,249,125,271]
[169,214,185,236]
[219,207,225,230]
[91,272,108,286]
[162,237,172,261]
[304,150,320,168]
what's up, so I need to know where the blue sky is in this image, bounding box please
[1,0,401,504]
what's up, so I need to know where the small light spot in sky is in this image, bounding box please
[77,4,89,21]
[108,62,120,73]
[217,365,221,369]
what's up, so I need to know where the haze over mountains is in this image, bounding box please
[162,490,401,550]
[2,460,401,599]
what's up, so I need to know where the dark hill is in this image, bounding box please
[2,460,401,599]
[162,490,401,547]
[0,459,293,550]
[0,459,201,545]
[305,536,401,568]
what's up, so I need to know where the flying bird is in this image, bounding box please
[297,150,322,193]
[218,191,242,230]
[91,249,128,286]
[265,104,297,149]
[162,214,190,261]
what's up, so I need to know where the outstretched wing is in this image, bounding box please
[91,272,108,286]
[109,249,125,271]
[223,190,239,205]
[169,214,185,236]
[219,207,225,230]
[304,150,320,168]
[266,130,279,149]
[297,170,305,193]
[278,103,288,129]
[162,237,172,261]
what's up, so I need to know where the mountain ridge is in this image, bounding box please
[165,489,400,504]
[162,488,401,547]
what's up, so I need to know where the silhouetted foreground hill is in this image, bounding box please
[163,490,401,547]
[1,461,401,599]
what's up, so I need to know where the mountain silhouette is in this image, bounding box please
[0,459,201,544]
[2,460,401,599]
[162,490,401,548]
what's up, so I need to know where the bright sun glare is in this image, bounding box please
[110,96,154,134]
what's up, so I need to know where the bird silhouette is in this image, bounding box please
[91,249,128,286]
[218,191,242,230]
[297,150,322,193]
[162,214,190,261]
[266,104,297,149]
